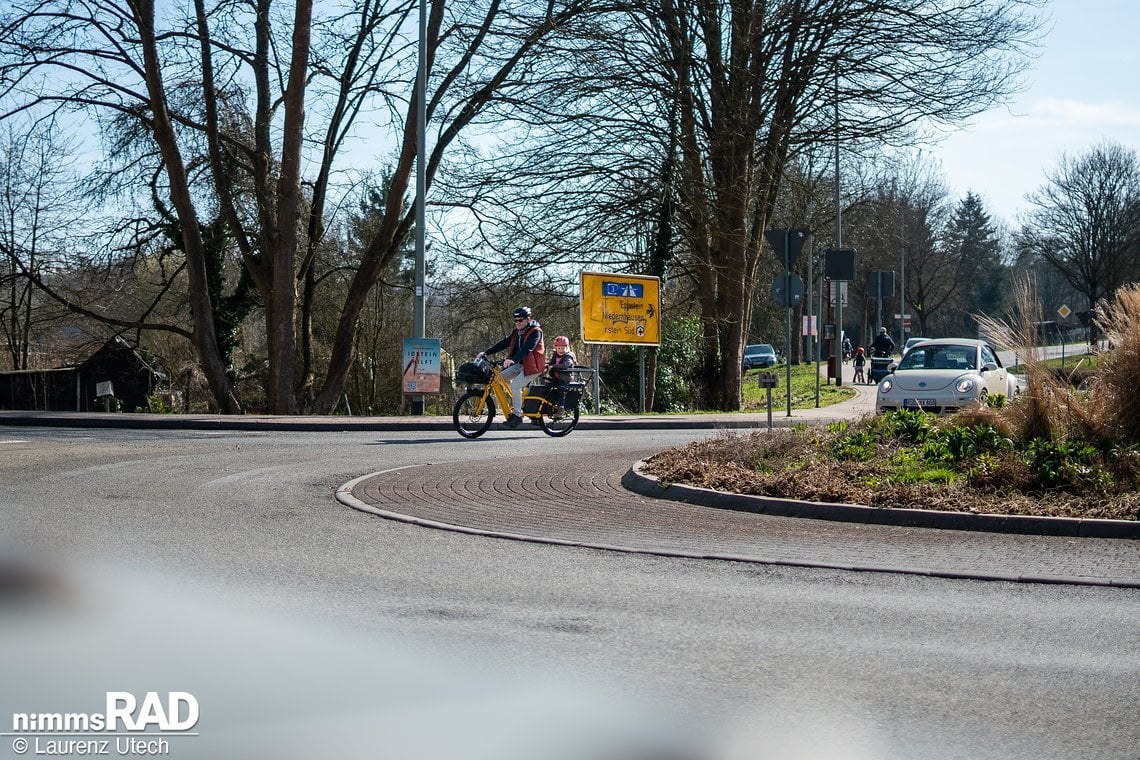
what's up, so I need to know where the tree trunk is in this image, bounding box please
[133,0,239,413]
[259,0,313,415]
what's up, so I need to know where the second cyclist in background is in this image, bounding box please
[871,326,895,357]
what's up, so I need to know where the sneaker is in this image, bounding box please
[551,406,566,420]
[503,414,522,429]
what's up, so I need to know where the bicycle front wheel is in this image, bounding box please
[453,390,494,438]
[539,403,579,437]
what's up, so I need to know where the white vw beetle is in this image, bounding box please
[876,338,1021,413]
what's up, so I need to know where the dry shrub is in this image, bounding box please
[644,428,823,488]
[979,281,1140,446]
[948,404,1017,440]
[976,277,1076,441]
[1093,284,1140,444]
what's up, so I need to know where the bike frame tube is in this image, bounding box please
[491,367,556,419]
[489,372,513,415]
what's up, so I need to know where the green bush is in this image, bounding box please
[599,315,702,412]
[884,409,932,444]
[943,424,1014,460]
[886,449,958,485]
[830,429,877,462]
[1023,438,1110,491]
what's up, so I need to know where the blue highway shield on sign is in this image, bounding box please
[603,282,643,298]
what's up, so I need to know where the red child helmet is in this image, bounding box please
[554,335,570,347]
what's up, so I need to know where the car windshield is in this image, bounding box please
[897,344,977,371]
[745,344,773,355]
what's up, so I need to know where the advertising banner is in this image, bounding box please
[402,338,442,394]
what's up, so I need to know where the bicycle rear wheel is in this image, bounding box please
[539,403,579,437]
[453,390,494,438]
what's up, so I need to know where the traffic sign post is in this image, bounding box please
[767,228,811,416]
[757,372,778,430]
[771,274,804,307]
[1058,304,1071,368]
[823,247,856,388]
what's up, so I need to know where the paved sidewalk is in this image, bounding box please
[0,362,875,431]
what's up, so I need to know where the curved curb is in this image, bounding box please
[337,467,1140,589]
[623,461,1140,540]
[334,470,845,565]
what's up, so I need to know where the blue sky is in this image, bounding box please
[934,0,1140,225]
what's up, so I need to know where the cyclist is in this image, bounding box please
[546,336,577,420]
[479,307,545,428]
[871,326,895,357]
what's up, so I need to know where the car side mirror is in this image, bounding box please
[981,361,998,373]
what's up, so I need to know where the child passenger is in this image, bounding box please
[546,335,577,419]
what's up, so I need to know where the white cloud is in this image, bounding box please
[1029,98,1140,128]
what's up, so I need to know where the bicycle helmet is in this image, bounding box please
[856,347,864,355]
[512,306,532,320]
[554,335,570,348]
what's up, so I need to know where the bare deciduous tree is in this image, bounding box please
[1,0,603,413]
[1020,140,1140,338]
[655,0,1044,408]
[0,122,84,370]
[433,0,1045,409]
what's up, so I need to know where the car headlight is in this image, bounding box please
[880,378,893,393]
[955,378,976,394]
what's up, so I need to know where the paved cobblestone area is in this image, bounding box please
[345,448,1140,588]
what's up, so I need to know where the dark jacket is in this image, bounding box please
[871,333,895,357]
[547,350,577,384]
[486,321,546,375]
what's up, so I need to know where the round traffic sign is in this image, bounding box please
[771,274,804,308]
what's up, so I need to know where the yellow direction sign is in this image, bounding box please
[580,272,661,345]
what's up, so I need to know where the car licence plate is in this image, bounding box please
[903,398,937,408]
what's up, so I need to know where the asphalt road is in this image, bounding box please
[1,423,1137,760]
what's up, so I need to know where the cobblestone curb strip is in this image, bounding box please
[623,461,1140,540]
[339,462,1140,589]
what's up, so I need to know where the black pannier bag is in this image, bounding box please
[563,383,584,410]
[521,383,552,414]
[522,382,584,414]
[455,359,491,384]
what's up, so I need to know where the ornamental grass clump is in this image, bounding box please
[1091,284,1140,444]
[976,280,1067,441]
[975,282,1140,449]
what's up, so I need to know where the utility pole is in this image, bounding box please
[412,0,427,415]
[833,70,843,387]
